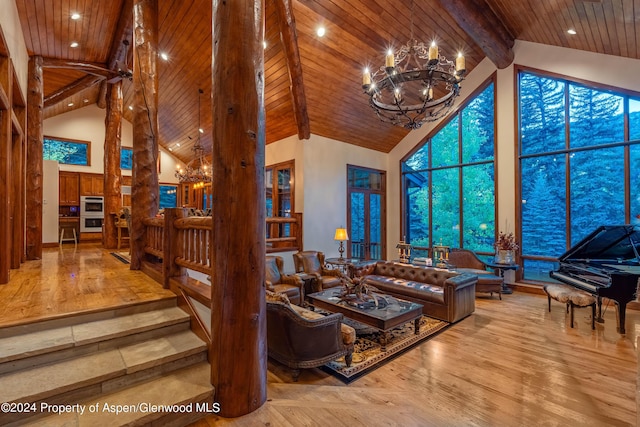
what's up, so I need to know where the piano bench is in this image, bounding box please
[544,284,597,330]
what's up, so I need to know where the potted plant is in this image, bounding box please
[495,231,519,264]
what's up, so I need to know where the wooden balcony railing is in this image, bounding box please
[139,208,303,289]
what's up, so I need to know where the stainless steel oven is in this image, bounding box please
[80,196,104,232]
[80,216,104,233]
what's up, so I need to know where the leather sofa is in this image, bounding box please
[265,291,355,381]
[349,261,477,323]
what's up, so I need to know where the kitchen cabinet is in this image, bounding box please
[80,173,104,196]
[59,172,80,206]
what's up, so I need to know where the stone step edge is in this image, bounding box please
[0,334,209,424]
[4,362,214,427]
[0,296,178,338]
[0,306,191,366]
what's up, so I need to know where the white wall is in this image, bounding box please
[266,133,387,266]
[42,160,59,243]
[0,0,28,100]
[43,104,180,183]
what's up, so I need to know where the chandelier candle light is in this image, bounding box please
[175,88,212,185]
[362,39,465,129]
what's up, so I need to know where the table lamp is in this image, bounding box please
[334,227,349,260]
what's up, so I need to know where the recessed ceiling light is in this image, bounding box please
[70,42,79,48]
[199,128,204,134]
[567,29,577,35]
[83,99,89,103]
[168,147,173,152]
[317,27,326,37]
[128,105,133,110]
[160,52,169,61]
[176,143,181,147]
[263,41,267,49]
[68,102,74,107]
[71,13,80,20]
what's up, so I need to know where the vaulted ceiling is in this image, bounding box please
[14,0,640,165]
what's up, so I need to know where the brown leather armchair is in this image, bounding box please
[448,248,503,299]
[266,256,304,305]
[266,293,354,381]
[292,251,344,291]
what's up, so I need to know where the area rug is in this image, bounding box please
[110,251,131,264]
[323,315,450,383]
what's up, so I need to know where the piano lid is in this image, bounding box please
[558,225,640,264]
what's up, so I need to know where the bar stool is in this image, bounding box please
[59,227,77,245]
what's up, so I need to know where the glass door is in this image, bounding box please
[347,166,385,260]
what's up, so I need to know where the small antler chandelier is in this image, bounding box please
[362,40,466,130]
[175,89,212,185]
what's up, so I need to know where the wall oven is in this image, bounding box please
[80,196,104,233]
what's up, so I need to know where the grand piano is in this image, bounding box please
[549,225,640,334]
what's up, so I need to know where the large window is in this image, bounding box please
[43,136,90,166]
[518,68,640,281]
[159,185,177,209]
[266,160,294,239]
[401,79,496,255]
[121,147,133,170]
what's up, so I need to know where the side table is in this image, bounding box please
[294,272,319,297]
[325,257,362,277]
[485,262,520,295]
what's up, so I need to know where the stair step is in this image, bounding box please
[18,362,214,427]
[0,331,207,407]
[0,307,191,373]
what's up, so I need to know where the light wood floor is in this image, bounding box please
[1,245,637,426]
[0,243,175,328]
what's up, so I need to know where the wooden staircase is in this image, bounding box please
[0,298,214,426]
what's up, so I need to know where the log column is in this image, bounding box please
[131,0,159,269]
[25,56,43,261]
[103,81,123,249]
[0,57,12,283]
[210,0,267,417]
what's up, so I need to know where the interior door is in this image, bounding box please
[347,166,385,260]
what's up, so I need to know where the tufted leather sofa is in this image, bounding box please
[349,261,477,323]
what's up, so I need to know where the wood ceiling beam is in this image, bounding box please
[98,0,134,109]
[436,0,514,69]
[274,0,310,140]
[43,75,103,108]
[41,57,112,78]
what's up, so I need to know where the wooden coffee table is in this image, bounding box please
[307,288,424,350]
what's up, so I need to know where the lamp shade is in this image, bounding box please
[334,228,349,241]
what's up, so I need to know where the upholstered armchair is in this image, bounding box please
[448,248,504,299]
[266,256,304,305]
[292,251,344,291]
[266,291,355,381]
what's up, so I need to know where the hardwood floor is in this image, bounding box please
[0,243,175,328]
[1,244,637,426]
[194,293,639,426]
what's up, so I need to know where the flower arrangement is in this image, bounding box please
[495,231,519,252]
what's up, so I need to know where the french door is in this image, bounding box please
[347,165,386,260]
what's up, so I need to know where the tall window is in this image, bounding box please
[159,185,177,209]
[401,79,496,255]
[43,136,90,166]
[266,160,294,238]
[347,166,386,260]
[518,68,640,281]
[121,147,133,170]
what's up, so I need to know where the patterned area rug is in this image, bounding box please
[323,315,450,383]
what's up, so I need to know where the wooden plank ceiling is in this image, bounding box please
[14,0,640,164]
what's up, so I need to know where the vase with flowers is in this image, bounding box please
[495,231,519,264]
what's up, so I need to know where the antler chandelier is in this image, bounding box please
[175,89,212,186]
[362,39,466,130]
